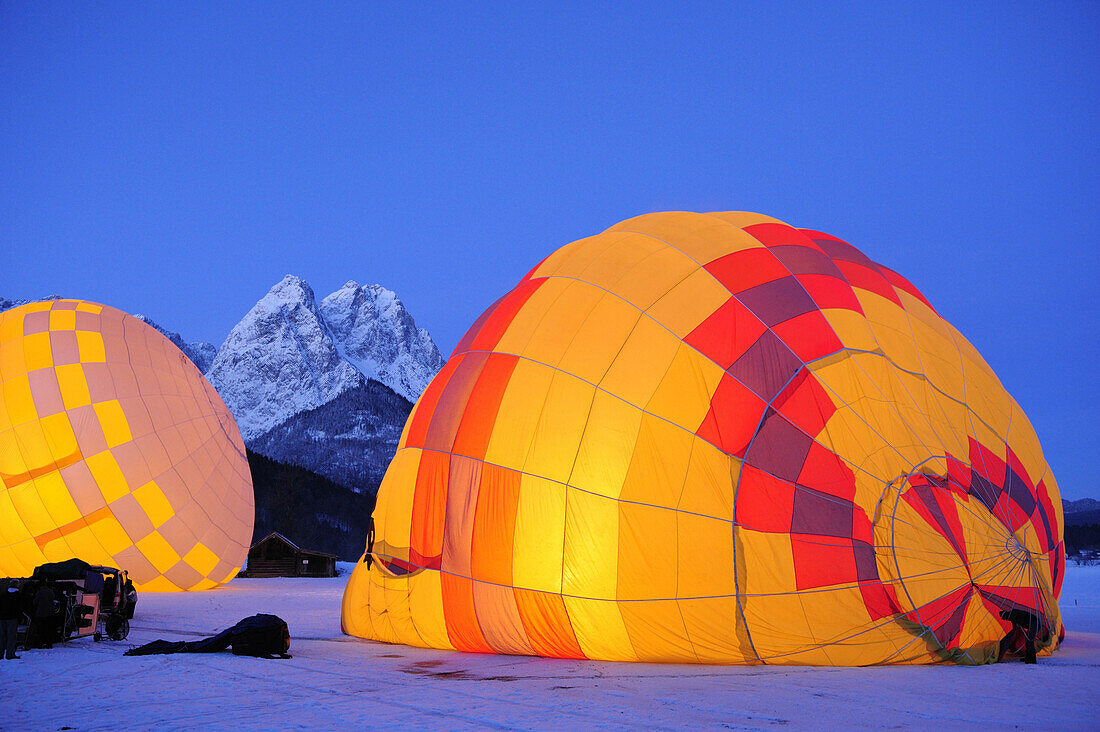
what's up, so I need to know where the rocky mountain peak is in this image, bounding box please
[205,275,442,443]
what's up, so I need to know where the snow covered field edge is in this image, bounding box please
[7,563,1099,730]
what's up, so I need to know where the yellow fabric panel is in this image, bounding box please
[645,267,729,341]
[10,538,45,574]
[612,244,699,311]
[376,574,420,647]
[532,232,626,282]
[76,331,106,363]
[820,307,878,353]
[616,500,677,602]
[959,352,1012,444]
[562,487,619,600]
[899,370,967,460]
[133,481,174,529]
[678,440,736,520]
[786,587,876,650]
[0,488,33,542]
[38,411,79,463]
[568,389,642,500]
[856,291,922,375]
[75,302,102,314]
[0,428,29,480]
[522,371,595,485]
[493,276,574,356]
[0,310,24,345]
[89,514,131,556]
[183,542,220,576]
[3,374,37,427]
[867,362,942,458]
[0,336,26,378]
[740,591,818,662]
[408,569,455,650]
[8,480,54,537]
[555,291,642,386]
[511,473,567,594]
[606,211,708,241]
[49,309,76,331]
[93,400,132,448]
[676,511,735,599]
[561,596,637,662]
[619,598,698,662]
[618,414,692,510]
[520,280,606,369]
[50,525,107,567]
[1003,396,1047,488]
[482,357,553,469]
[374,454,417,552]
[136,531,182,574]
[675,219,770,264]
[678,596,750,663]
[574,232,666,292]
[84,450,129,503]
[138,576,179,592]
[55,363,91,410]
[738,529,796,598]
[907,313,966,401]
[14,422,51,475]
[34,471,81,526]
[599,315,680,408]
[22,332,52,373]
[645,343,723,432]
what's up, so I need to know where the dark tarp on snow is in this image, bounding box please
[124,614,291,659]
[32,558,120,581]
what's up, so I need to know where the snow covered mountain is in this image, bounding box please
[320,280,443,404]
[205,275,442,443]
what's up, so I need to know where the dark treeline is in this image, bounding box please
[247,450,376,561]
[1066,524,1100,557]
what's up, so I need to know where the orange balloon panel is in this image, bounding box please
[0,300,253,591]
[343,212,1064,665]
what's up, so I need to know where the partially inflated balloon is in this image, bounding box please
[342,211,1063,665]
[0,300,253,590]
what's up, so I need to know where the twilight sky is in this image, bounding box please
[2,2,1097,498]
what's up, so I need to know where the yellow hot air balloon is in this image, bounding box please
[342,211,1063,665]
[0,300,253,591]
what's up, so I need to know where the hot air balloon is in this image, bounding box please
[342,211,1063,665]
[0,300,253,591]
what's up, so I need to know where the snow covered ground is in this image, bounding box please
[7,563,1100,730]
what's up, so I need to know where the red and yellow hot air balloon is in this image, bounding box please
[0,300,253,590]
[342,211,1063,665]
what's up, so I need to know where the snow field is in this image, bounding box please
[6,563,1099,730]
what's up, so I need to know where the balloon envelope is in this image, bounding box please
[0,300,253,591]
[342,211,1063,664]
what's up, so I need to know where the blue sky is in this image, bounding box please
[2,2,1097,498]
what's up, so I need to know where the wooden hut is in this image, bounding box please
[243,533,338,578]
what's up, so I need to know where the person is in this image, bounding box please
[123,578,137,620]
[999,608,1046,664]
[0,580,21,660]
[28,580,59,649]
